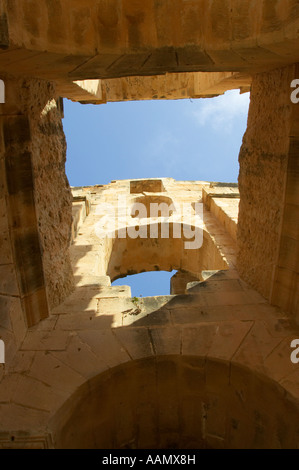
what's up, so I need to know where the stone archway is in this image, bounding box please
[50,355,299,449]
[106,222,228,283]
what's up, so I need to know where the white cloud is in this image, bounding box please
[191,90,250,133]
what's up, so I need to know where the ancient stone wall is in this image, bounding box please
[271,63,299,321]
[0,110,27,358]
[52,356,299,449]
[0,75,73,328]
[2,0,299,83]
[0,0,299,450]
[0,75,47,339]
[21,79,74,310]
[237,65,294,301]
[1,179,298,449]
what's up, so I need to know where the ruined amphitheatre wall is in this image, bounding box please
[237,65,293,301]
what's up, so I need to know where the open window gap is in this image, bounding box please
[112,270,177,297]
[63,90,249,188]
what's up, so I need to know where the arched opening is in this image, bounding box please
[112,270,177,297]
[106,222,228,287]
[51,356,299,449]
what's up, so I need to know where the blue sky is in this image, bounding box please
[63,90,250,296]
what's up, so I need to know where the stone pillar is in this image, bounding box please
[23,80,74,311]
[237,65,298,318]
[0,75,73,328]
[270,64,299,322]
[0,81,28,358]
